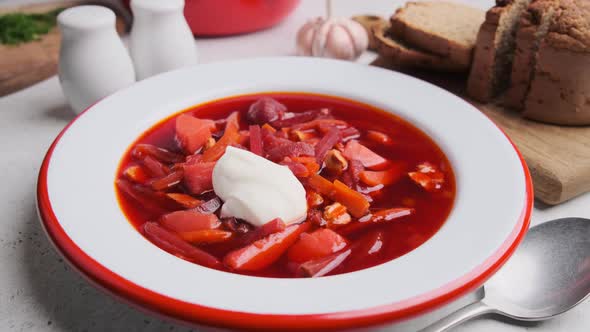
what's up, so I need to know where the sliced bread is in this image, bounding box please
[467,0,532,102]
[352,15,389,51]
[503,0,558,109]
[390,1,485,68]
[523,0,590,125]
[373,24,466,72]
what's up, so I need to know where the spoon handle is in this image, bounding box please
[420,301,495,332]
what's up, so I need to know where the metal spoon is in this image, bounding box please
[421,217,590,332]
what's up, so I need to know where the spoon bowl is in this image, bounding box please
[422,217,590,331]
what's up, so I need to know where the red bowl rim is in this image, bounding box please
[36,98,533,330]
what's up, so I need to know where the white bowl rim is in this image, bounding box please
[37,57,533,330]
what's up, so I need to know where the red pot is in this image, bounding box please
[122,0,301,36]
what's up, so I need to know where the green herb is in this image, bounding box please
[0,8,63,45]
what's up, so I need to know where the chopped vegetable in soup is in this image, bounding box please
[115,93,455,278]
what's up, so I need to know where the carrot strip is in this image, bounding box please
[307,173,336,197]
[332,180,370,218]
[160,210,221,233]
[366,130,393,146]
[124,165,150,184]
[307,174,369,218]
[261,123,276,133]
[291,156,320,175]
[151,170,184,191]
[223,222,310,271]
[359,163,406,187]
[166,193,202,209]
[202,112,240,162]
[178,229,233,244]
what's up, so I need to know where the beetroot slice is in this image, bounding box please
[262,133,292,151]
[116,179,180,214]
[342,159,364,188]
[266,141,315,162]
[339,127,361,142]
[315,127,341,164]
[249,125,263,156]
[132,144,184,163]
[141,155,170,177]
[143,222,221,269]
[270,110,321,128]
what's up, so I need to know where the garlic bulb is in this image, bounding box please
[296,17,368,61]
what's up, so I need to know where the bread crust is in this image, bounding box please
[373,25,466,72]
[467,0,531,102]
[466,15,498,102]
[390,1,484,68]
[504,0,558,109]
[547,0,590,52]
[523,0,590,125]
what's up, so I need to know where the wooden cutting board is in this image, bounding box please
[0,1,130,97]
[372,57,590,205]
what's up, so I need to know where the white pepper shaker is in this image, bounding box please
[129,0,198,80]
[58,6,136,114]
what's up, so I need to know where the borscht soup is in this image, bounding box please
[115,93,455,278]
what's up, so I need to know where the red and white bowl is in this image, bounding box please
[37,57,532,331]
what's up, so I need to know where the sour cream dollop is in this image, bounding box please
[212,146,308,227]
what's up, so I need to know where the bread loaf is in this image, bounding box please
[504,0,558,109]
[522,0,590,124]
[467,0,532,102]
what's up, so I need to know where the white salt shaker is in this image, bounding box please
[58,6,136,114]
[129,0,198,80]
